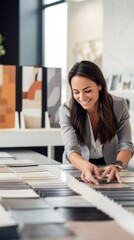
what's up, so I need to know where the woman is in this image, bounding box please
[59,60,134,185]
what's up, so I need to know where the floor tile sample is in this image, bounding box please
[1,198,50,210]
[0,224,20,239]
[0,189,39,198]
[0,159,38,167]
[57,207,112,221]
[0,183,30,190]
[0,166,11,173]
[10,209,65,224]
[37,191,78,198]
[10,165,47,173]
[88,183,130,189]
[20,223,75,238]
[120,171,134,177]
[45,196,93,208]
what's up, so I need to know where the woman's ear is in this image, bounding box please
[98,85,102,91]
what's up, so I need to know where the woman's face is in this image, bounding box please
[71,75,102,112]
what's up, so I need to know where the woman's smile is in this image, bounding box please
[81,99,91,106]
[71,75,101,111]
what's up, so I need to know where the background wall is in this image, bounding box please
[67,0,134,99]
[103,0,134,75]
[67,0,103,98]
[67,0,103,70]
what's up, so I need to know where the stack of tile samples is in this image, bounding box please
[1,157,134,239]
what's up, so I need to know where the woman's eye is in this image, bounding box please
[85,90,92,93]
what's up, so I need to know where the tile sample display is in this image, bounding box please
[0,65,16,128]
[22,66,43,128]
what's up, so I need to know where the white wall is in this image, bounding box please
[103,0,134,75]
[67,0,103,99]
[66,0,134,100]
[68,0,103,70]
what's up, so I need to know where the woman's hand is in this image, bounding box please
[81,164,122,185]
[81,163,102,185]
[100,165,122,183]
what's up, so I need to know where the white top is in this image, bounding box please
[88,116,103,159]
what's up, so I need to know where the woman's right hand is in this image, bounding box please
[81,163,101,185]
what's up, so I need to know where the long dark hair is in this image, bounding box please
[68,60,118,144]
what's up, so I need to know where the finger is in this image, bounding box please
[107,169,115,182]
[81,172,88,183]
[81,172,91,183]
[81,171,99,185]
[101,169,110,178]
[90,175,99,185]
[99,168,105,174]
[115,172,122,183]
[94,168,101,179]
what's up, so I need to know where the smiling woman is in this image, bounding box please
[59,60,134,185]
[71,76,102,112]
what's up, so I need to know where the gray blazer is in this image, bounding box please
[59,95,134,165]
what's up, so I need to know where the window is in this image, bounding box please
[42,1,67,103]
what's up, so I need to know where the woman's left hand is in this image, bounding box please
[99,165,122,183]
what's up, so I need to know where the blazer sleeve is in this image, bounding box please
[113,97,134,155]
[59,104,82,161]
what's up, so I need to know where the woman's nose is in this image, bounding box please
[79,92,84,101]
